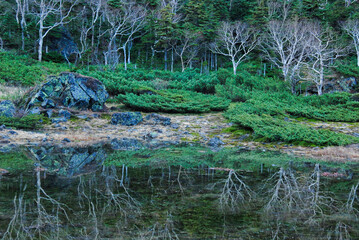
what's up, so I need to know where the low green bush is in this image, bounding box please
[119,89,230,113]
[0,114,47,129]
[224,105,358,146]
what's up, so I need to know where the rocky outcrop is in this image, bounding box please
[25,72,108,112]
[111,112,143,126]
[0,100,16,117]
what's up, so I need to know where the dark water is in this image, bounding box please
[0,144,359,239]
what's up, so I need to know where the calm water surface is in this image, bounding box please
[0,144,358,239]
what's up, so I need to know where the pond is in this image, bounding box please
[0,143,359,239]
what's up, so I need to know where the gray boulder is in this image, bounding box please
[0,100,16,117]
[25,72,108,112]
[111,112,143,126]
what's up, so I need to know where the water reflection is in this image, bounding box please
[0,145,359,239]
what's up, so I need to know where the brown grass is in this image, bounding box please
[0,84,30,101]
[308,146,359,162]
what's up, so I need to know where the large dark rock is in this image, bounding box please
[307,77,358,94]
[0,100,16,117]
[111,112,143,126]
[25,72,108,112]
[144,113,171,126]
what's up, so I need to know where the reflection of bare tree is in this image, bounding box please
[326,222,352,240]
[3,167,69,239]
[218,170,252,213]
[345,181,359,216]
[265,164,335,225]
[74,165,142,238]
[139,213,179,240]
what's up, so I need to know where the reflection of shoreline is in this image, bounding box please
[1,158,359,239]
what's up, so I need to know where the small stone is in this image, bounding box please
[46,109,53,118]
[42,138,48,142]
[8,130,18,135]
[207,137,224,148]
[59,109,71,119]
[77,114,88,120]
[146,132,159,139]
[29,107,41,115]
[0,125,5,131]
[52,117,68,123]
[171,123,179,129]
[144,113,171,126]
[55,123,61,128]
[62,138,71,143]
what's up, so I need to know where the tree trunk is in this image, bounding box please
[164,48,168,71]
[171,47,174,72]
[123,46,127,70]
[38,23,43,61]
[180,56,185,72]
[232,59,237,75]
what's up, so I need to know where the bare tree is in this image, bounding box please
[263,19,312,94]
[211,21,259,75]
[172,30,200,72]
[103,0,146,69]
[343,19,359,67]
[78,0,103,64]
[345,0,358,7]
[15,0,29,51]
[31,0,79,61]
[301,23,345,95]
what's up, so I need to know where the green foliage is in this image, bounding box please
[0,114,47,129]
[119,89,230,113]
[0,151,33,172]
[0,52,69,86]
[224,105,358,146]
[105,145,314,171]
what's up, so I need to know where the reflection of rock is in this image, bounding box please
[0,100,16,117]
[30,145,107,176]
[144,113,171,126]
[207,137,224,148]
[25,72,108,112]
[111,138,143,150]
[111,112,143,126]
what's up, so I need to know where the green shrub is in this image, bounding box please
[119,89,230,113]
[0,114,47,129]
[224,105,358,146]
[0,52,68,86]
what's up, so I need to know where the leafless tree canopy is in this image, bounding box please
[262,19,313,93]
[211,21,259,75]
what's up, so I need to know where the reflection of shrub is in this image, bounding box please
[119,90,230,113]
